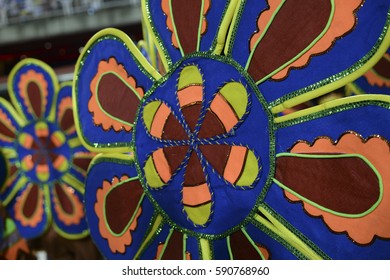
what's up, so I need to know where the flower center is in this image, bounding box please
[16,121,71,183]
[135,54,274,237]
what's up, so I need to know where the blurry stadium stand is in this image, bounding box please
[0,0,142,98]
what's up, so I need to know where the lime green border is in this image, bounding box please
[72,28,161,154]
[275,94,390,125]
[250,204,329,260]
[274,153,383,218]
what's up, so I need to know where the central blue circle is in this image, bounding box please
[134,55,274,236]
[16,121,71,183]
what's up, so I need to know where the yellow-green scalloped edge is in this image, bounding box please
[271,24,390,114]
[7,58,60,122]
[274,94,390,123]
[72,28,161,154]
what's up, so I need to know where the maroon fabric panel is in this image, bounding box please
[199,144,231,175]
[60,109,75,132]
[161,230,184,260]
[162,114,189,141]
[27,82,42,117]
[97,74,140,125]
[163,145,189,175]
[248,0,331,81]
[73,158,93,173]
[0,122,15,139]
[230,230,262,260]
[184,150,205,186]
[171,0,203,54]
[55,183,73,215]
[105,179,143,235]
[372,56,390,79]
[23,184,39,218]
[275,156,380,214]
[198,109,226,139]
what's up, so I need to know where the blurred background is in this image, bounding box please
[0,0,143,98]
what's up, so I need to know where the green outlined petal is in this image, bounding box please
[227,0,390,109]
[85,154,158,259]
[51,182,89,238]
[161,0,210,56]
[246,0,363,83]
[142,0,236,68]
[8,58,58,121]
[143,101,188,140]
[88,57,144,133]
[7,182,49,239]
[199,81,248,138]
[274,95,390,246]
[1,165,22,206]
[275,153,381,216]
[74,28,160,153]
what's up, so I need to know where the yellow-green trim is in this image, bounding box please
[0,97,26,127]
[134,214,164,259]
[271,21,390,114]
[72,28,161,154]
[254,207,323,260]
[274,94,390,123]
[252,1,335,84]
[199,238,212,260]
[2,175,28,206]
[215,0,241,55]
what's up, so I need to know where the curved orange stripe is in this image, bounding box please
[223,146,247,184]
[210,93,238,132]
[22,156,34,171]
[152,149,172,183]
[177,85,203,108]
[183,183,211,206]
[150,103,172,138]
[53,155,66,170]
[36,164,49,173]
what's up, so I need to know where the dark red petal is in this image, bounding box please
[275,155,380,214]
[248,0,332,81]
[97,73,141,125]
[105,179,144,235]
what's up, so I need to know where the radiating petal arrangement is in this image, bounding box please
[0,59,95,242]
[1,0,390,260]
